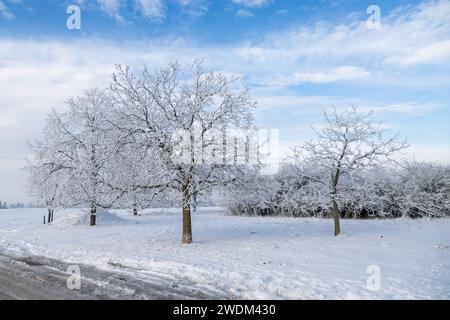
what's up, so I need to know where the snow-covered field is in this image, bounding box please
[0,207,449,299]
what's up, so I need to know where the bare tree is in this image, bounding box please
[299,106,408,235]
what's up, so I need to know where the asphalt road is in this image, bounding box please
[0,253,231,300]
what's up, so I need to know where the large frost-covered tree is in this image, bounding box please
[296,106,408,235]
[110,61,255,243]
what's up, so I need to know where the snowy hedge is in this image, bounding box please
[223,161,450,219]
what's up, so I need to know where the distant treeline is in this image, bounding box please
[0,201,27,209]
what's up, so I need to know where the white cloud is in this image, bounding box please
[275,9,287,15]
[254,94,444,120]
[255,95,339,112]
[268,66,370,85]
[232,0,273,8]
[236,8,254,17]
[95,0,208,21]
[386,39,450,66]
[88,0,450,66]
[0,1,448,118]
[135,0,165,20]
[369,101,443,116]
[178,0,209,17]
[236,0,450,71]
[96,0,124,21]
[97,0,121,15]
[0,1,14,19]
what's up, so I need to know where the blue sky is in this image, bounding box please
[0,1,428,43]
[0,0,449,202]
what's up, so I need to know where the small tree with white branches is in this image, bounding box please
[297,106,408,235]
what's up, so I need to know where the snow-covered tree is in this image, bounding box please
[29,88,125,226]
[110,61,256,243]
[26,113,75,222]
[26,144,66,223]
[103,138,168,215]
[292,106,408,235]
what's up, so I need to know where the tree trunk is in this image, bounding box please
[51,209,54,222]
[182,191,193,244]
[90,204,96,226]
[182,205,192,244]
[192,194,197,212]
[332,198,340,236]
[331,168,342,236]
[47,208,52,224]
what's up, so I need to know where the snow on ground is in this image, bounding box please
[0,207,449,299]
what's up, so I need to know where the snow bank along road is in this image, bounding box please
[0,253,232,299]
[0,207,449,299]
